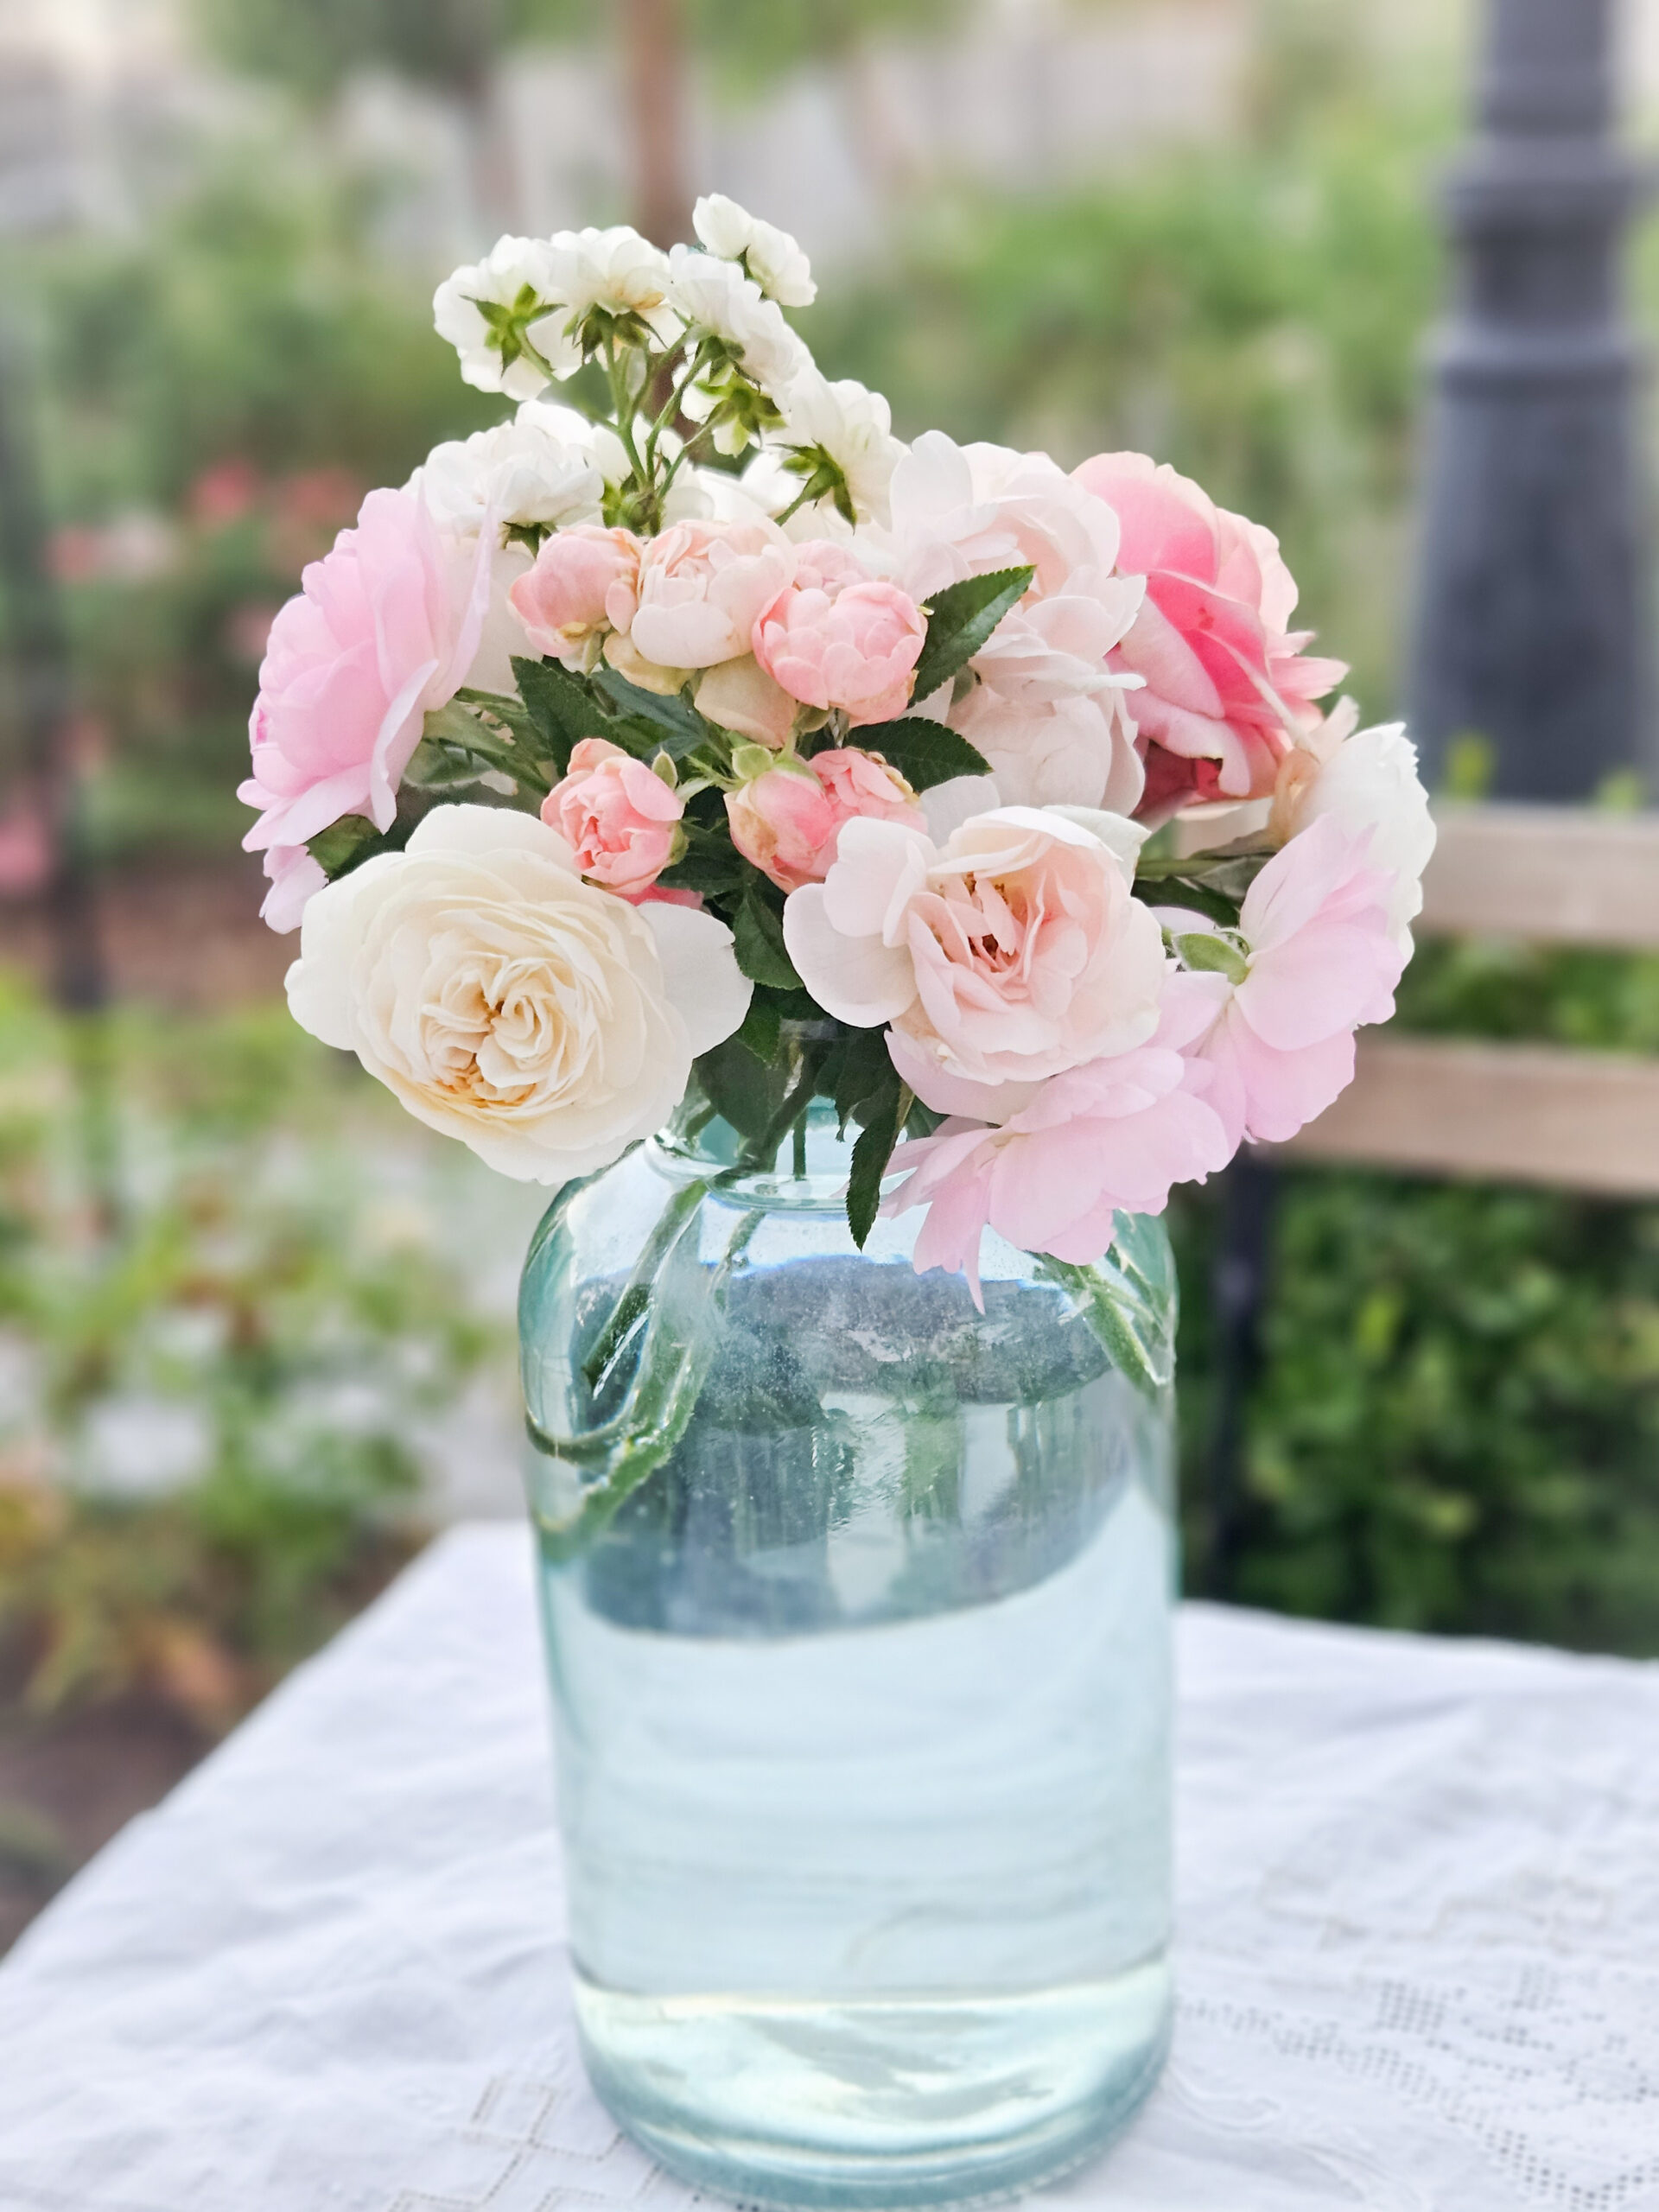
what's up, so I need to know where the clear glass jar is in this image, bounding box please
[519,1058,1179,2209]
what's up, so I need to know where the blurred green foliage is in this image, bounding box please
[0,986,499,1725]
[1169,923,1659,1656]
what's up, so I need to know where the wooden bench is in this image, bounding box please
[1279,804,1659,1196]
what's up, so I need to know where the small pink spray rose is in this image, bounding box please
[541,737,685,901]
[753,542,926,728]
[508,526,642,664]
[725,746,924,893]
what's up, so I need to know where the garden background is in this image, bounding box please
[3,0,1658,1941]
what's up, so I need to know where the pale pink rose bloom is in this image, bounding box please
[783,806,1166,1090]
[260,844,328,935]
[753,541,926,728]
[881,1015,1232,1305]
[507,526,641,664]
[1165,814,1405,1148]
[1073,451,1346,814]
[694,653,798,747]
[239,484,492,855]
[541,736,685,901]
[726,747,924,893]
[627,518,794,670]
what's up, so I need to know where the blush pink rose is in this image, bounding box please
[259,844,328,935]
[1072,452,1346,816]
[881,1025,1231,1305]
[239,484,492,855]
[753,541,926,728]
[783,805,1166,1091]
[1162,814,1405,1147]
[726,747,924,893]
[541,736,685,900]
[508,526,641,664]
[627,518,794,670]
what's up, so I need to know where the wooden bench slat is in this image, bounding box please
[1421,804,1659,948]
[1279,1034,1659,1196]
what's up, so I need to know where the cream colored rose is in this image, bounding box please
[284,804,751,1183]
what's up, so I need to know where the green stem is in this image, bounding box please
[580,1176,707,1394]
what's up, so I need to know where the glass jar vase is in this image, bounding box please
[519,1058,1179,2209]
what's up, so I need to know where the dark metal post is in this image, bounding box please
[1410,0,1651,799]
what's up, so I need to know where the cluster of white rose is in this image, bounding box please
[247,197,1434,1291]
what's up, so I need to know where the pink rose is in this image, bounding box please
[753,542,925,728]
[726,746,924,894]
[508,526,641,664]
[1072,452,1346,815]
[541,737,685,901]
[1162,814,1405,1147]
[694,654,798,747]
[627,519,794,670]
[881,1031,1231,1306]
[259,844,328,935]
[239,484,492,855]
[783,805,1166,1092]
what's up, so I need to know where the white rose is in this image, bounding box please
[409,417,605,537]
[545,225,680,348]
[518,400,633,488]
[775,371,906,527]
[667,245,812,397]
[693,194,817,307]
[1269,718,1436,953]
[432,236,574,399]
[285,805,752,1184]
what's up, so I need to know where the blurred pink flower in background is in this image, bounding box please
[188,458,261,530]
[1162,813,1405,1146]
[1073,451,1345,815]
[753,541,926,728]
[509,526,642,664]
[542,736,684,899]
[239,483,493,855]
[725,746,923,893]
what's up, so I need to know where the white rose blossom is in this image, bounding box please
[667,245,812,398]
[693,194,817,308]
[285,806,752,1185]
[433,236,573,399]
[544,225,680,348]
[410,417,606,538]
[774,371,907,528]
[1269,716,1438,954]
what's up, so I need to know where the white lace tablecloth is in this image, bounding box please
[2,1523,1656,2212]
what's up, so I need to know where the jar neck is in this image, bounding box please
[650,1021,857,1210]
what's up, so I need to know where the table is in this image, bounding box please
[1,1523,1656,2211]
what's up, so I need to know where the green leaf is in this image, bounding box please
[852,718,991,793]
[733,881,803,990]
[306,814,403,880]
[695,1033,789,1142]
[846,1077,912,1249]
[1173,931,1249,984]
[401,736,503,792]
[511,655,607,777]
[831,1024,893,1132]
[589,665,709,756]
[735,995,784,1065]
[416,701,551,795]
[912,565,1033,703]
[453,686,535,744]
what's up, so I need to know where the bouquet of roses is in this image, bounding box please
[242,197,1433,1300]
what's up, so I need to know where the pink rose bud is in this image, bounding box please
[541,736,683,900]
[509,526,642,664]
[726,744,924,893]
[753,542,926,728]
